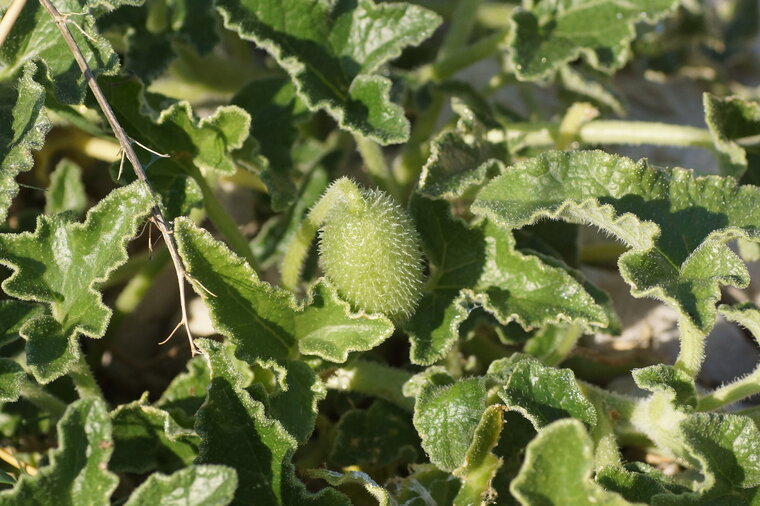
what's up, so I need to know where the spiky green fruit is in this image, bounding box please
[319,188,424,318]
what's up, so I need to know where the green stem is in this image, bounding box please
[20,379,67,420]
[189,165,260,271]
[70,353,104,400]
[439,0,485,60]
[354,135,400,200]
[698,367,760,411]
[395,91,445,196]
[419,28,509,83]
[324,360,414,412]
[281,178,363,290]
[674,317,705,378]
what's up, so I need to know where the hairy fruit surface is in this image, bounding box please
[319,188,424,318]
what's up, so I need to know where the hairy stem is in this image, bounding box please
[439,0,485,60]
[324,360,414,412]
[39,0,196,354]
[69,353,104,400]
[354,135,400,200]
[674,318,705,378]
[698,367,760,411]
[20,378,67,420]
[281,177,363,290]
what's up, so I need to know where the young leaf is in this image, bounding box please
[500,357,597,429]
[110,396,199,474]
[0,1,120,104]
[155,355,212,428]
[330,400,419,467]
[0,182,153,382]
[0,398,118,505]
[215,0,442,144]
[0,63,51,222]
[413,377,487,472]
[472,150,760,340]
[45,159,87,218]
[418,106,507,199]
[510,419,635,505]
[405,196,611,365]
[508,0,678,81]
[123,465,237,506]
[452,405,503,506]
[390,464,461,505]
[0,359,24,403]
[704,93,760,180]
[264,359,326,444]
[632,365,697,409]
[596,465,687,504]
[296,279,394,363]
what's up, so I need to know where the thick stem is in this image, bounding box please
[324,360,414,412]
[39,0,196,354]
[69,353,104,400]
[698,368,760,411]
[674,317,705,378]
[354,135,400,200]
[419,28,509,83]
[281,178,363,290]
[439,0,485,60]
[395,91,445,197]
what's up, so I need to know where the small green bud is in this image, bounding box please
[319,186,424,318]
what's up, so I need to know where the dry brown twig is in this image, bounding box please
[0,0,28,48]
[37,0,197,355]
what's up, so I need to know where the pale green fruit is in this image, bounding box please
[319,189,424,318]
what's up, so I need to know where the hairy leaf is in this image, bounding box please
[0,301,43,350]
[452,405,503,506]
[296,279,394,363]
[704,93,760,180]
[306,469,393,506]
[510,419,636,505]
[632,365,697,409]
[0,183,153,382]
[413,378,487,472]
[473,150,760,338]
[0,359,24,402]
[508,0,678,81]
[110,396,199,474]
[45,159,87,218]
[0,399,118,505]
[390,464,461,505]
[0,1,119,103]
[405,196,612,364]
[123,465,237,506]
[0,63,50,223]
[500,357,597,429]
[155,355,212,428]
[215,0,441,144]
[330,400,419,467]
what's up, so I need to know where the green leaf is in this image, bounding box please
[472,150,760,339]
[418,105,507,199]
[230,77,308,210]
[306,469,393,506]
[0,301,43,350]
[98,0,220,82]
[508,0,678,81]
[0,398,118,505]
[596,465,687,504]
[500,357,597,429]
[175,218,297,363]
[0,359,24,402]
[704,93,760,180]
[215,0,441,144]
[330,399,419,467]
[45,159,87,218]
[510,419,636,505]
[0,1,120,104]
[296,279,394,363]
[0,63,51,223]
[452,405,503,506]
[389,464,461,505]
[0,182,153,382]
[413,377,487,472]
[405,196,611,365]
[632,365,697,409]
[110,395,199,474]
[124,465,237,506]
[155,355,212,428]
[681,413,760,491]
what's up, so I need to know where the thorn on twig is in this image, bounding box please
[117,150,125,180]
[158,320,198,355]
[131,138,170,159]
[186,273,217,297]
